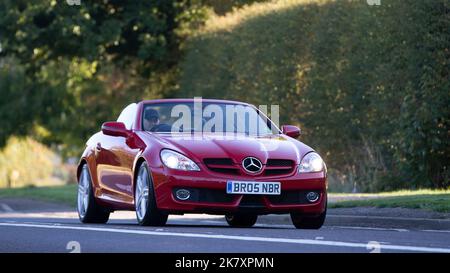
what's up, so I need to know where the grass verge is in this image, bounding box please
[0,185,448,213]
[329,190,450,213]
[0,184,77,206]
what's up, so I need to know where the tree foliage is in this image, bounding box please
[0,0,207,156]
[0,0,448,191]
[179,0,449,191]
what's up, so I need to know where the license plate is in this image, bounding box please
[226,181,281,195]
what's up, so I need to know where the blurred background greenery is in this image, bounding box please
[0,0,448,192]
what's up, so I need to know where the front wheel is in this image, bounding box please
[77,165,110,224]
[290,209,326,229]
[135,162,168,226]
[225,214,258,228]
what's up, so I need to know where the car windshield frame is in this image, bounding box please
[140,101,281,136]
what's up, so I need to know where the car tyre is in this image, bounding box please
[77,165,110,224]
[135,162,168,226]
[225,214,258,228]
[291,207,326,229]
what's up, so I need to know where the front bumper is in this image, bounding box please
[151,164,327,215]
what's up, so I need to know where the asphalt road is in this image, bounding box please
[0,199,449,253]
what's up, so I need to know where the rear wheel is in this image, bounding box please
[77,165,110,224]
[291,208,326,229]
[135,162,168,226]
[225,214,258,228]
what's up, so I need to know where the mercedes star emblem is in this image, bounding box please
[242,157,263,173]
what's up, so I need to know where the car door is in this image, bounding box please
[95,104,140,206]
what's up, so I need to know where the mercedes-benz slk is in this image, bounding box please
[77,99,327,228]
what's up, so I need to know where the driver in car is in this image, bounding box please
[143,108,172,132]
[143,108,160,131]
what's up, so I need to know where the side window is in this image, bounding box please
[117,103,137,130]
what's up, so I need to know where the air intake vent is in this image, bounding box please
[204,158,239,175]
[266,159,294,167]
[203,158,234,166]
[265,159,294,176]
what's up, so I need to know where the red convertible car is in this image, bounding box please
[77,99,327,228]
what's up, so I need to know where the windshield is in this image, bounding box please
[141,102,279,135]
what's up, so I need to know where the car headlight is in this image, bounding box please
[298,152,324,173]
[160,149,200,171]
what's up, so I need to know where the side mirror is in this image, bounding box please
[101,121,129,137]
[281,125,301,138]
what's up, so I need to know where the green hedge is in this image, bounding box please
[179,0,449,191]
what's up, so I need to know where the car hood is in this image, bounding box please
[146,132,313,164]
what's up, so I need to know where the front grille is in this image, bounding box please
[204,158,239,175]
[266,159,293,167]
[204,158,234,166]
[204,157,295,176]
[207,167,240,175]
[264,159,295,176]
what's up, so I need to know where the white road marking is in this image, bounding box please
[0,222,449,253]
[183,219,449,233]
[421,229,450,233]
[254,223,294,228]
[332,226,409,232]
[0,204,14,212]
[328,214,450,222]
[1,214,448,234]
[189,220,224,225]
[192,219,294,228]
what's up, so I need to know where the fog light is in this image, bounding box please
[306,191,319,203]
[175,189,191,201]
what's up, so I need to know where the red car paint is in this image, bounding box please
[77,99,327,216]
